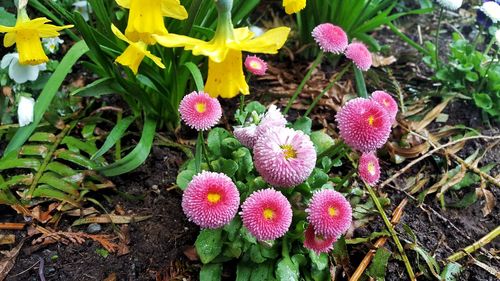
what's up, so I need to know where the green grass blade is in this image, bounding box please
[353,66,368,98]
[96,116,157,176]
[3,40,89,156]
[184,62,205,92]
[91,116,136,160]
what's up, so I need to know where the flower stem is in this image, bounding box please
[304,62,350,117]
[284,51,324,115]
[200,132,213,171]
[478,47,499,92]
[447,226,500,262]
[434,7,444,70]
[364,183,416,281]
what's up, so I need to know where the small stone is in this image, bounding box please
[87,223,102,234]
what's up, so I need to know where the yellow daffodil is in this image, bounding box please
[153,0,290,98]
[115,0,188,44]
[283,0,306,14]
[0,11,72,65]
[111,25,165,74]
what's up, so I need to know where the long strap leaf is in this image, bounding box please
[3,40,89,156]
[96,116,157,177]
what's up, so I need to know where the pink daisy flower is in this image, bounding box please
[179,91,222,131]
[335,98,392,152]
[182,171,240,229]
[306,189,352,239]
[371,91,398,122]
[311,23,348,54]
[244,55,268,76]
[358,152,380,185]
[303,224,337,254]
[254,127,316,187]
[345,42,372,71]
[234,105,287,149]
[240,188,292,241]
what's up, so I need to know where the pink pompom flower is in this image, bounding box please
[182,171,240,229]
[234,105,287,149]
[311,23,348,54]
[179,91,222,131]
[335,98,392,152]
[358,152,380,185]
[254,127,316,187]
[244,55,268,76]
[371,91,398,122]
[345,42,372,71]
[240,188,292,241]
[306,189,352,239]
[303,224,337,254]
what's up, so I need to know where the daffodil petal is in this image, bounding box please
[153,33,204,48]
[0,25,15,32]
[111,24,132,45]
[38,24,73,38]
[115,0,130,8]
[283,0,306,14]
[205,49,249,98]
[3,32,16,47]
[161,0,188,19]
[234,27,254,41]
[144,50,165,69]
[232,27,290,54]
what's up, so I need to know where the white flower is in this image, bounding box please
[481,2,500,23]
[42,37,64,54]
[436,0,463,10]
[496,29,500,45]
[1,53,46,84]
[17,96,35,127]
[73,1,91,21]
[249,26,265,37]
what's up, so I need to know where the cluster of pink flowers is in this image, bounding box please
[312,23,372,71]
[336,91,398,185]
[304,189,352,253]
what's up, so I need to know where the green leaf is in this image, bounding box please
[92,116,136,160]
[207,128,232,157]
[232,147,253,180]
[250,262,274,281]
[292,116,312,135]
[95,248,109,258]
[310,131,335,156]
[71,77,122,97]
[276,257,299,281]
[32,185,79,207]
[250,244,266,263]
[366,247,391,280]
[236,261,253,281]
[473,93,493,110]
[440,262,462,281]
[199,263,222,281]
[211,158,238,178]
[0,8,15,26]
[448,191,478,208]
[176,169,196,190]
[307,168,329,189]
[465,71,478,82]
[54,149,96,169]
[195,229,223,264]
[97,116,156,176]
[184,62,205,92]
[3,41,89,156]
[409,244,440,277]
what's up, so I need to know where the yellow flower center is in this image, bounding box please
[207,192,221,204]
[280,144,297,159]
[195,102,207,113]
[368,115,375,126]
[328,206,337,217]
[249,61,261,69]
[263,208,274,220]
[367,162,376,175]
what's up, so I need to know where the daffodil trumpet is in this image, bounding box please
[0,9,73,65]
[115,0,188,45]
[153,0,290,98]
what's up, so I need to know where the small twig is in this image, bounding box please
[38,256,46,281]
[451,154,500,188]
[447,226,500,263]
[0,222,26,230]
[349,198,408,281]
[365,183,416,281]
[379,135,500,189]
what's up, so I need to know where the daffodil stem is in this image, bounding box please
[304,62,350,117]
[240,95,245,112]
[364,183,416,281]
[284,51,324,115]
[434,7,444,70]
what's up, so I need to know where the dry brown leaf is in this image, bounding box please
[371,53,397,67]
[117,225,130,256]
[0,223,25,230]
[0,239,24,281]
[72,214,152,226]
[0,235,15,245]
[437,163,467,198]
[183,246,198,261]
[412,98,451,132]
[103,272,117,281]
[478,187,496,217]
[387,141,430,159]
